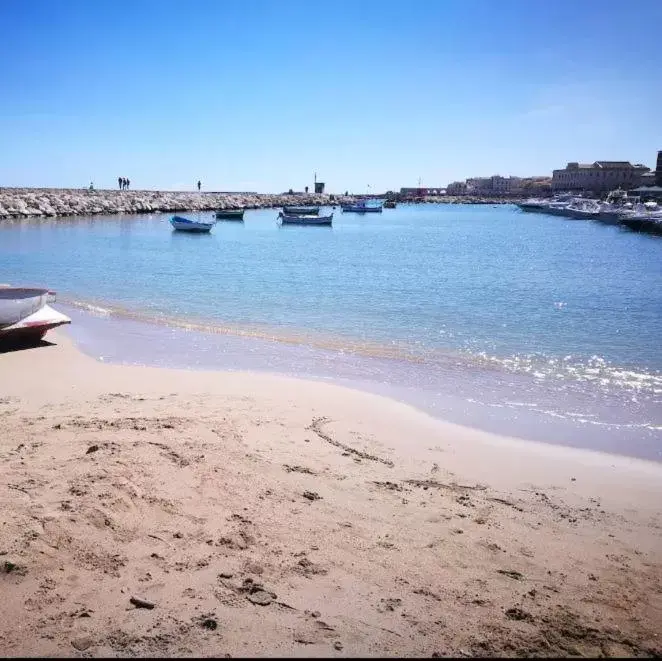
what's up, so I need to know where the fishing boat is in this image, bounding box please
[279,212,333,226]
[215,209,244,220]
[340,200,383,213]
[0,286,71,343]
[282,206,320,215]
[170,215,214,232]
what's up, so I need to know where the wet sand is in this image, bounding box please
[1,332,661,657]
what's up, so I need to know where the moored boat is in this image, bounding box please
[341,200,383,213]
[564,200,602,220]
[0,286,71,343]
[279,212,333,226]
[215,209,245,220]
[170,215,214,232]
[517,199,546,212]
[282,206,320,215]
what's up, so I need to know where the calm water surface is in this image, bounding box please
[1,204,660,459]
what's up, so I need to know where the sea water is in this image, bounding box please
[1,204,660,459]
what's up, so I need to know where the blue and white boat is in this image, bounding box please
[279,212,333,226]
[170,215,214,233]
[282,206,320,215]
[340,200,383,213]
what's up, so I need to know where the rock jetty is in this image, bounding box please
[0,188,352,219]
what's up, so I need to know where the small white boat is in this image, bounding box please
[0,287,52,328]
[170,215,214,232]
[279,212,333,226]
[0,286,71,343]
[517,199,546,212]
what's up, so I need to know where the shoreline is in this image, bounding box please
[59,328,662,473]
[60,301,662,462]
[1,330,661,656]
[0,188,523,219]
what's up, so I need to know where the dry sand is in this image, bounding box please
[1,331,661,657]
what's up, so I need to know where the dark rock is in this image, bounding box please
[201,618,218,630]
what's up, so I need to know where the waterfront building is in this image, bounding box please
[464,175,521,195]
[446,181,467,195]
[552,161,650,192]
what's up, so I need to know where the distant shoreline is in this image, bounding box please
[0,187,524,219]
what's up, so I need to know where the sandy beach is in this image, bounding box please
[1,331,661,657]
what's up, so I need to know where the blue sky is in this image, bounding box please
[1,0,660,192]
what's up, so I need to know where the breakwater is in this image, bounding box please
[0,188,352,219]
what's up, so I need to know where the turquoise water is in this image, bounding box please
[2,204,661,458]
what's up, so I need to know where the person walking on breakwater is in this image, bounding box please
[197,180,201,191]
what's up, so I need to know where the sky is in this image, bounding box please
[1,0,661,192]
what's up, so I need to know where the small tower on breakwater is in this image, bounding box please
[314,172,325,194]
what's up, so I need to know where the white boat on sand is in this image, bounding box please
[0,286,71,343]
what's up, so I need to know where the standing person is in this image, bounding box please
[197,180,201,191]
[118,176,122,190]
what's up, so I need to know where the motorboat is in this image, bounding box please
[215,209,244,220]
[170,215,214,232]
[279,212,333,226]
[540,200,573,216]
[517,199,546,212]
[0,286,71,343]
[282,206,320,215]
[565,200,602,220]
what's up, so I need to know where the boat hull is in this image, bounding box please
[170,216,214,232]
[279,213,332,226]
[341,205,383,213]
[0,287,53,328]
[0,304,71,343]
[283,206,320,215]
[215,210,244,220]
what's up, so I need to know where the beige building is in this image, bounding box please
[464,175,521,195]
[552,161,650,192]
